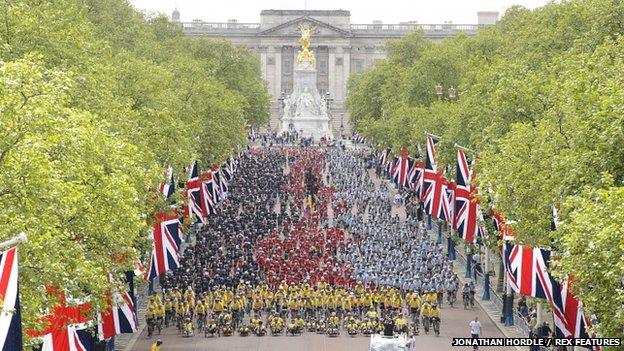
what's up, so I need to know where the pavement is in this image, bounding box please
[129,299,505,351]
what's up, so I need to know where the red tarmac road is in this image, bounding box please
[131,303,505,351]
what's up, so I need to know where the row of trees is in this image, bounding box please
[0,0,269,342]
[347,0,623,340]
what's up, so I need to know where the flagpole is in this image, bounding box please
[0,232,27,251]
[454,143,474,153]
[425,131,442,140]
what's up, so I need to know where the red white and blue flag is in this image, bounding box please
[378,148,391,166]
[41,324,94,351]
[446,179,456,226]
[0,247,22,351]
[157,166,175,198]
[454,149,478,242]
[145,212,182,280]
[97,289,137,340]
[201,172,220,209]
[392,148,414,188]
[29,289,93,351]
[429,171,452,223]
[186,179,210,223]
[421,134,439,213]
[188,161,199,181]
[551,278,600,350]
[408,161,424,192]
[502,242,600,350]
[221,162,233,183]
[502,242,555,299]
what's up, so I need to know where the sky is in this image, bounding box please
[130,0,552,24]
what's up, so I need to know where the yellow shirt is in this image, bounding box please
[426,293,437,304]
[421,305,432,317]
[151,343,160,351]
[430,307,441,318]
[409,296,421,309]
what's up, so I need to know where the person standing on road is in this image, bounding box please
[150,339,162,351]
[405,334,416,351]
[469,317,482,350]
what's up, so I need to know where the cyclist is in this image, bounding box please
[420,301,432,334]
[150,339,162,351]
[430,303,441,336]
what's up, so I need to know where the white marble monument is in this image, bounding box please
[280,27,332,140]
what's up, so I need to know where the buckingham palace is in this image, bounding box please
[175,9,499,133]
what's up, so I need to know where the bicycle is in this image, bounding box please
[147,318,155,338]
[196,314,206,332]
[422,316,430,334]
[155,317,163,335]
[462,292,470,310]
[447,290,456,307]
[431,317,440,336]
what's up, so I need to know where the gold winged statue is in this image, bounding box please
[296,26,315,64]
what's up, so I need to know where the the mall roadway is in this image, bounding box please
[130,302,505,351]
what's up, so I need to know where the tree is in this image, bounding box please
[347,0,624,338]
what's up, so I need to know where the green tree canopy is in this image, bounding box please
[347,0,624,340]
[0,0,269,344]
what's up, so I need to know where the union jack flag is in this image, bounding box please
[218,168,229,195]
[41,324,94,351]
[446,179,456,226]
[28,289,93,351]
[454,149,479,242]
[408,161,424,192]
[227,156,237,174]
[221,162,233,182]
[202,171,221,208]
[421,135,439,213]
[552,278,600,350]
[492,211,515,241]
[392,154,415,188]
[97,288,137,340]
[386,156,398,180]
[502,242,600,350]
[502,242,556,300]
[352,133,365,144]
[0,247,22,351]
[157,166,175,198]
[145,212,182,280]
[188,161,199,181]
[378,148,391,166]
[185,179,212,223]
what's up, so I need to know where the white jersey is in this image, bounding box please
[469,320,482,335]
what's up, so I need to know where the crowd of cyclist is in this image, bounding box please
[144,281,465,338]
[144,147,477,339]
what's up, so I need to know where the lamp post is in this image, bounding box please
[277,90,287,133]
[325,91,334,138]
[448,85,457,99]
[435,84,458,100]
[465,243,473,278]
[278,90,287,110]
[482,248,491,300]
[325,91,333,117]
[435,83,444,99]
[340,113,345,139]
[447,232,456,260]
